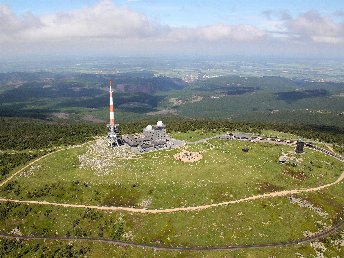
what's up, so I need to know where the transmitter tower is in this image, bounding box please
[107,80,122,147]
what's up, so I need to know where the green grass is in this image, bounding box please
[0,131,343,256]
[0,135,342,210]
[0,238,329,257]
[256,130,301,140]
[0,195,343,256]
[0,197,336,247]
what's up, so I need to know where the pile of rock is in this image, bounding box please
[279,151,303,165]
[289,196,328,218]
[79,137,135,176]
[174,150,203,163]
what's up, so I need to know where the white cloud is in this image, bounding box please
[285,11,344,44]
[0,1,343,58]
[0,1,265,44]
[195,24,265,41]
[0,0,168,42]
[166,24,265,43]
[0,5,42,42]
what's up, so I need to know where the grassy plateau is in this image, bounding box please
[0,131,343,257]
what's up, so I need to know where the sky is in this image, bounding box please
[0,0,344,60]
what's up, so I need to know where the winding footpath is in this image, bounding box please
[0,171,343,214]
[0,140,93,189]
[0,149,64,188]
[0,135,343,251]
[0,136,343,214]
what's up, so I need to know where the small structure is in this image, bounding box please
[122,134,141,147]
[295,140,305,154]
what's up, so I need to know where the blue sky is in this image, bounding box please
[2,0,342,26]
[0,0,343,59]
[122,0,342,26]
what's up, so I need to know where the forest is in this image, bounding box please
[1,117,343,151]
[0,73,343,131]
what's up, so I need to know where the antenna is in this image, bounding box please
[107,80,122,147]
[109,80,115,126]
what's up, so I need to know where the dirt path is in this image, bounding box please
[0,140,94,188]
[0,136,343,214]
[326,145,336,153]
[0,149,64,188]
[1,171,343,214]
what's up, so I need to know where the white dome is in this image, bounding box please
[146,125,153,131]
[157,121,164,127]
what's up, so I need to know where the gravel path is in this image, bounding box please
[0,136,343,214]
[0,171,343,214]
[0,149,64,188]
[0,140,95,188]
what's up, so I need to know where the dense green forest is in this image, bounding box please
[1,117,343,151]
[1,115,343,152]
[1,73,343,128]
[0,118,103,150]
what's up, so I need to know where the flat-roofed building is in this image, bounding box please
[123,121,169,151]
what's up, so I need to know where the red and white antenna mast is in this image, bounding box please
[107,80,122,147]
[109,80,115,126]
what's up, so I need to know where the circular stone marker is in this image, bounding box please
[174,150,203,163]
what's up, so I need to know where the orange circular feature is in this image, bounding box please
[174,150,203,163]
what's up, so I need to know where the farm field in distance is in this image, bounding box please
[0,130,343,257]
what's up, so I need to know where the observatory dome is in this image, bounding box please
[146,125,153,131]
[157,121,164,127]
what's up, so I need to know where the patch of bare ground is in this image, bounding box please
[147,109,178,116]
[168,98,184,105]
[51,112,69,119]
[78,138,136,176]
[82,115,105,123]
[283,166,307,180]
[289,196,329,218]
[190,95,203,103]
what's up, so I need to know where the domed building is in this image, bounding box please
[122,121,169,151]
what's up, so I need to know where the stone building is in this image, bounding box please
[122,121,169,151]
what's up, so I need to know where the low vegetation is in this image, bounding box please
[0,117,343,257]
[1,136,342,210]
